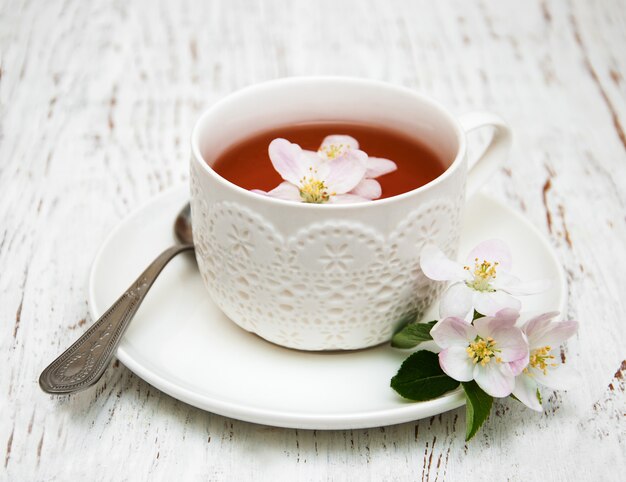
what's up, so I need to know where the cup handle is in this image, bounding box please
[458,112,512,197]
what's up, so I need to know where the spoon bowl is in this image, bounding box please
[174,203,193,245]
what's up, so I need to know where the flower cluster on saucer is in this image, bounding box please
[431,308,579,407]
[390,239,579,440]
[422,239,578,406]
[252,135,397,204]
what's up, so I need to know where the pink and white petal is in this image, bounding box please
[266,182,302,201]
[329,193,369,204]
[473,309,520,336]
[508,356,530,376]
[492,272,552,295]
[268,139,308,185]
[419,244,468,282]
[522,312,559,334]
[488,327,528,363]
[466,239,512,272]
[250,189,268,195]
[349,178,382,200]
[472,315,493,338]
[512,375,543,411]
[473,363,515,397]
[324,149,368,194]
[439,346,475,382]
[498,361,515,377]
[300,149,326,171]
[530,320,579,348]
[485,308,521,328]
[365,157,398,178]
[533,363,582,390]
[473,290,521,317]
[521,312,559,346]
[473,314,527,363]
[438,283,475,320]
[320,134,359,150]
[431,316,477,349]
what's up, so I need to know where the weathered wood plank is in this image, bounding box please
[1,0,624,480]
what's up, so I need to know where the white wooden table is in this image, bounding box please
[2,0,625,480]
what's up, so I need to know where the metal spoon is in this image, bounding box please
[39,203,194,394]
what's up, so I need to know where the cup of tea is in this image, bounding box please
[190,77,511,350]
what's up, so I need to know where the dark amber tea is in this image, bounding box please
[211,122,446,199]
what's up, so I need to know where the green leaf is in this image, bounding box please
[461,381,493,441]
[391,351,460,401]
[391,320,437,349]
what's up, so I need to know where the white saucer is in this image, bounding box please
[89,186,566,430]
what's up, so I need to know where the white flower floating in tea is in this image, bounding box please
[390,239,579,441]
[251,135,397,203]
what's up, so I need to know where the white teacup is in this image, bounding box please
[190,77,511,351]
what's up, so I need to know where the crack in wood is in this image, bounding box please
[4,427,13,468]
[421,441,429,481]
[610,360,626,392]
[557,204,573,248]
[13,264,30,339]
[540,0,552,24]
[68,318,87,330]
[13,299,23,339]
[426,436,436,481]
[0,229,7,256]
[570,14,626,152]
[542,177,553,233]
[108,84,117,132]
[27,411,35,435]
[36,431,44,465]
[189,37,197,62]
[609,69,622,86]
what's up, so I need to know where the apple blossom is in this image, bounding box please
[420,239,551,319]
[318,135,397,179]
[430,308,529,397]
[512,312,579,411]
[252,135,397,204]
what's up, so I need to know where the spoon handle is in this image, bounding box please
[39,244,194,394]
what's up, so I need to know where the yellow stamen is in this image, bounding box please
[319,143,346,160]
[465,258,499,291]
[466,336,501,366]
[527,345,557,375]
[299,177,330,203]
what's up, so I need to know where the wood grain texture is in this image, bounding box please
[1,0,625,480]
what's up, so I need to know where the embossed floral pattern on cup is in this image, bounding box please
[191,166,462,350]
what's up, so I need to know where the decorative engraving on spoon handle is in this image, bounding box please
[39,244,194,394]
